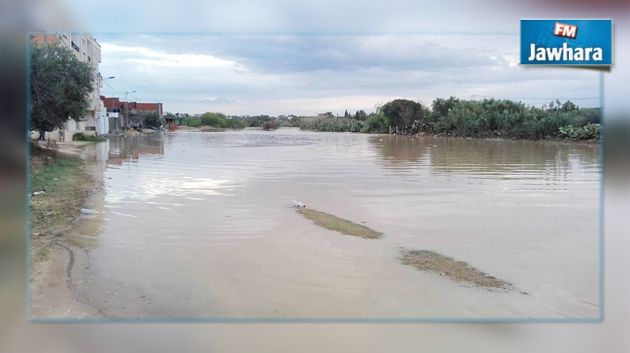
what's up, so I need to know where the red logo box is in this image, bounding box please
[554,22,578,39]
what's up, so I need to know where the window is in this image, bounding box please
[70,32,81,52]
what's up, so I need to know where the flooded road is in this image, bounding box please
[66,129,600,319]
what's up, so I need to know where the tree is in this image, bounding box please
[381,99,426,130]
[354,110,367,120]
[30,41,94,140]
[561,100,577,112]
[431,96,460,118]
[200,112,228,127]
[141,112,163,129]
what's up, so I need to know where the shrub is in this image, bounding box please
[361,113,389,133]
[290,97,601,140]
[200,112,228,127]
[262,120,278,130]
[186,118,202,127]
[141,112,162,129]
[299,116,364,132]
[224,118,244,129]
[559,123,601,140]
[72,132,105,142]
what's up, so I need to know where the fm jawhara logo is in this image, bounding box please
[521,19,612,66]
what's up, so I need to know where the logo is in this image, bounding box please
[554,22,577,39]
[521,19,612,66]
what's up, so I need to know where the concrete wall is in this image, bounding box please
[97,101,109,135]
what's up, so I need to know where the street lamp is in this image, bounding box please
[99,75,116,130]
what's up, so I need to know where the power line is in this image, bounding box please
[102,81,147,102]
[102,80,121,96]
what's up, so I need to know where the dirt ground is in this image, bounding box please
[29,143,100,319]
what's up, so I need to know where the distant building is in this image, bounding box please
[101,96,163,128]
[102,97,163,116]
[125,102,164,116]
[31,32,107,139]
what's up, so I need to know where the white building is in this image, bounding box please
[32,32,107,140]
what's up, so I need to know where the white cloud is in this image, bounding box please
[97,35,599,115]
[101,42,245,70]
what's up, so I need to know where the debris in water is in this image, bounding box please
[80,208,99,215]
[292,200,306,208]
[400,249,513,291]
[297,208,382,239]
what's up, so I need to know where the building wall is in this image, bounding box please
[102,96,122,112]
[107,112,120,133]
[97,99,109,135]
[136,103,163,116]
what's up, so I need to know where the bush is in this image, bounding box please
[72,132,105,142]
[558,123,601,140]
[361,113,389,133]
[430,98,600,140]
[262,120,278,131]
[299,116,364,132]
[273,97,602,140]
[200,112,228,127]
[185,118,202,127]
[225,118,244,129]
[141,112,162,129]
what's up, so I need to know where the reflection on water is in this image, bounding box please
[65,129,601,319]
[372,134,599,174]
[106,134,165,165]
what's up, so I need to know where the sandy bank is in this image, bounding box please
[29,144,101,319]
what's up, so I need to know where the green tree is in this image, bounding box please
[200,112,228,127]
[224,117,244,129]
[141,112,163,129]
[561,100,577,112]
[30,41,94,140]
[381,99,427,130]
[354,110,367,121]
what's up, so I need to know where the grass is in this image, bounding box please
[400,249,513,290]
[30,147,93,262]
[30,149,92,234]
[297,208,382,239]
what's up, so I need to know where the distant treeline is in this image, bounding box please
[170,97,600,140]
[173,112,299,130]
[299,98,601,140]
[175,112,244,129]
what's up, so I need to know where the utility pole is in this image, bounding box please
[100,76,115,132]
[124,90,135,129]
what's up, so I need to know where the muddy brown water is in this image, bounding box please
[56,128,600,319]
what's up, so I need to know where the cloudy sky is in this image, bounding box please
[97,33,600,116]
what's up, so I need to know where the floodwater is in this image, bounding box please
[65,128,601,319]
